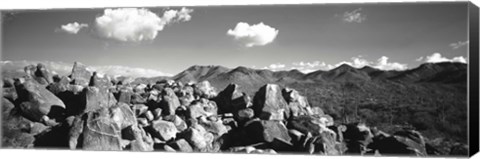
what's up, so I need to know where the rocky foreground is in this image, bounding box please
[1,62,467,156]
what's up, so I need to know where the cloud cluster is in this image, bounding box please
[57,7,193,42]
[227,22,279,47]
[94,8,193,42]
[56,22,88,34]
[417,53,467,63]
[449,40,469,50]
[263,63,286,71]
[263,56,408,73]
[334,56,407,70]
[342,8,366,23]
[90,65,172,78]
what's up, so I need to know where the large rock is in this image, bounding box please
[168,139,194,152]
[70,62,92,86]
[3,81,18,101]
[252,84,289,120]
[187,99,218,119]
[69,103,138,150]
[34,63,54,84]
[244,119,291,145]
[81,109,123,150]
[367,129,428,156]
[150,120,178,141]
[281,88,311,117]
[194,81,217,98]
[287,115,334,136]
[198,116,228,137]
[214,84,251,114]
[163,115,188,132]
[68,108,123,150]
[110,103,137,129]
[15,79,66,122]
[1,98,38,148]
[131,93,147,104]
[82,86,117,113]
[234,108,254,123]
[88,72,111,89]
[160,88,181,115]
[341,123,373,154]
[115,88,132,104]
[184,123,215,151]
[128,125,154,151]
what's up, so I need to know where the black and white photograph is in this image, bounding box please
[0,0,478,158]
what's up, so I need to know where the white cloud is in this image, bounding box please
[374,56,408,70]
[90,65,172,78]
[227,22,279,47]
[262,63,286,71]
[288,56,408,73]
[94,7,193,42]
[419,52,467,63]
[342,8,366,23]
[449,40,469,49]
[57,22,88,34]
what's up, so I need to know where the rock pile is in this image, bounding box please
[1,62,441,156]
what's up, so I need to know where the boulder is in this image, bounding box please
[168,139,194,152]
[131,104,149,117]
[131,93,147,104]
[160,88,181,115]
[198,116,228,137]
[194,81,217,98]
[150,120,178,141]
[368,129,428,156]
[81,109,123,150]
[129,125,154,151]
[116,89,132,104]
[304,127,342,155]
[282,88,311,117]
[187,101,210,119]
[88,72,111,89]
[69,104,138,150]
[214,84,251,114]
[3,85,18,102]
[184,123,215,151]
[1,98,37,148]
[252,84,289,121]
[234,108,254,123]
[15,79,66,122]
[342,123,373,154]
[34,63,54,84]
[287,115,334,137]
[163,115,188,132]
[244,119,291,145]
[82,86,117,113]
[47,82,68,95]
[133,84,147,94]
[110,103,137,129]
[70,62,92,86]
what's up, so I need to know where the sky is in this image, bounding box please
[1,2,470,77]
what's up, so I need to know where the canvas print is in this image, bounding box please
[0,2,472,157]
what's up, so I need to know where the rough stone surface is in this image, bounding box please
[160,88,181,115]
[244,119,292,144]
[150,120,178,141]
[15,79,66,121]
[70,62,92,86]
[252,84,289,121]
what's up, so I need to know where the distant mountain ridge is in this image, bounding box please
[128,62,467,95]
[135,62,466,84]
